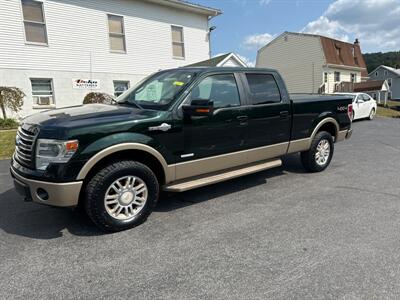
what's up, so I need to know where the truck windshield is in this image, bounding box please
[117,70,197,110]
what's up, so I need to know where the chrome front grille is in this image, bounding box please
[15,126,39,168]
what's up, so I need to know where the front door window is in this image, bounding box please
[189,74,241,109]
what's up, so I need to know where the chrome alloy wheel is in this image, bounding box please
[104,176,148,220]
[315,139,331,166]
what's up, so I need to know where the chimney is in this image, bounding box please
[354,38,359,45]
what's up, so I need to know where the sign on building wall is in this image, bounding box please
[72,79,100,89]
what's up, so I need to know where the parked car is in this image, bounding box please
[11,67,353,232]
[335,92,377,120]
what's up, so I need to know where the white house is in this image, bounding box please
[0,0,221,117]
[187,52,248,67]
[256,32,369,94]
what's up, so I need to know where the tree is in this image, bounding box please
[0,87,25,119]
[364,51,400,73]
[83,92,114,105]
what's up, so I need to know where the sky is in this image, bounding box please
[195,0,400,66]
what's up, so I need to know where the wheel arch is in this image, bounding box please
[76,143,175,184]
[311,117,339,141]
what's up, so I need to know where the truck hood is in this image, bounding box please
[22,104,162,129]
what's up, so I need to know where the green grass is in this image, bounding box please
[0,130,16,160]
[376,100,400,118]
[0,118,19,130]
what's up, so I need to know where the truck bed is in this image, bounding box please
[289,93,352,140]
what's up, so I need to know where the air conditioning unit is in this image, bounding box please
[34,96,53,106]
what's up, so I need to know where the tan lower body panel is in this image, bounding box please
[11,168,82,207]
[336,130,349,142]
[287,138,311,154]
[163,159,282,192]
[173,142,288,181]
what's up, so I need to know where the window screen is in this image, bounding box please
[245,74,281,105]
[31,79,54,106]
[108,15,126,52]
[114,81,130,97]
[21,0,48,44]
[334,72,341,82]
[171,26,185,58]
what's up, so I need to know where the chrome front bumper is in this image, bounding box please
[11,168,82,207]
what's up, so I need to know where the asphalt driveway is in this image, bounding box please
[1,117,400,299]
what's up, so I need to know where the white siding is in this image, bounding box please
[0,0,211,117]
[256,33,325,93]
[0,68,145,118]
[0,0,209,73]
[322,67,362,94]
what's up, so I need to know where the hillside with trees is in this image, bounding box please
[363,51,400,73]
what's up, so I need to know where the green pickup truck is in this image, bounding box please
[11,67,353,232]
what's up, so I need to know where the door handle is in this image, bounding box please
[280,111,289,119]
[237,115,248,125]
[148,123,172,132]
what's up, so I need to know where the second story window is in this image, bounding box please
[21,0,48,45]
[334,71,341,82]
[171,26,185,59]
[108,15,126,53]
[324,72,328,83]
[351,73,357,83]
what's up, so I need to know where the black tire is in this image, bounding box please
[368,108,376,120]
[84,160,159,232]
[301,131,334,173]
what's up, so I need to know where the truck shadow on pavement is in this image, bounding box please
[0,154,305,239]
[156,154,305,212]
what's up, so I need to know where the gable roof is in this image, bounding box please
[368,65,400,77]
[187,53,247,67]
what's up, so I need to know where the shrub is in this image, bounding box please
[0,118,19,130]
[83,92,114,105]
[0,87,25,119]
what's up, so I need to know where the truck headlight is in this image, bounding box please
[36,139,79,170]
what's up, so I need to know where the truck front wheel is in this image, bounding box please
[301,131,334,172]
[84,160,159,232]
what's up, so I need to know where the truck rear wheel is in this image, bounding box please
[301,131,334,173]
[84,160,159,232]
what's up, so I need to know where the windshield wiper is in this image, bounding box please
[117,100,143,109]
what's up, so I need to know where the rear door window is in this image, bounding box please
[362,94,371,101]
[245,73,281,105]
[356,94,364,102]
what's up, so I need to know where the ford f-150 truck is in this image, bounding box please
[11,67,353,232]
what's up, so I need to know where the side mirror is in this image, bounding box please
[182,99,214,116]
[357,99,364,104]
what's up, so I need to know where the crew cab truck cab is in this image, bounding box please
[11,67,353,232]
